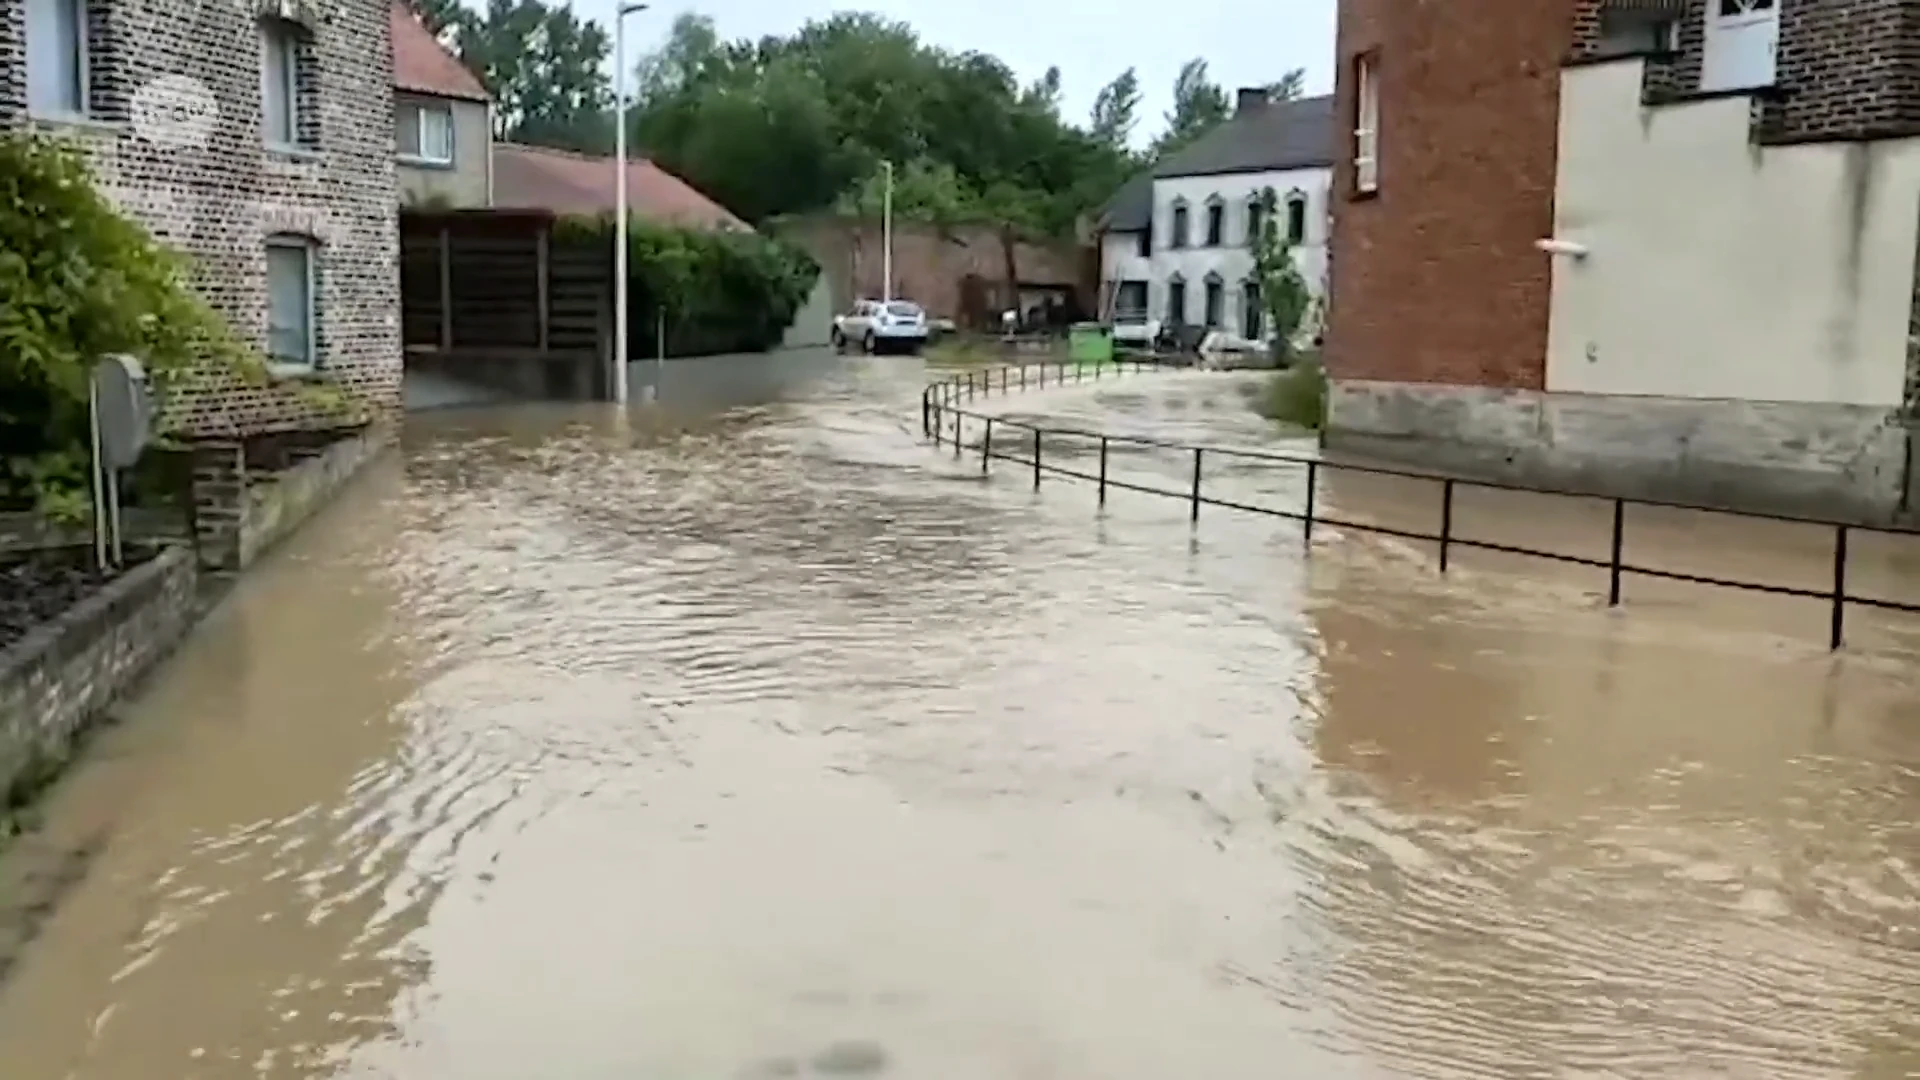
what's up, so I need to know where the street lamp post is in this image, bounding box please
[612,1,648,406]
[880,160,893,304]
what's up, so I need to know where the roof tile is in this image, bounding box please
[391,2,489,102]
[489,143,747,231]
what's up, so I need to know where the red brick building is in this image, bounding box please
[1325,0,1920,523]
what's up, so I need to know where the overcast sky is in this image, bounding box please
[567,0,1338,145]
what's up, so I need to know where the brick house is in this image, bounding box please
[1325,0,1920,523]
[3,0,401,564]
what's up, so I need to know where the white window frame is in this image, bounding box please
[26,0,89,119]
[265,236,319,372]
[398,99,455,166]
[1354,53,1379,194]
[261,21,302,150]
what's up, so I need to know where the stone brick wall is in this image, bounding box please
[1325,0,1575,390]
[1570,0,1920,143]
[189,423,390,572]
[0,545,197,802]
[781,217,1089,327]
[0,0,401,438]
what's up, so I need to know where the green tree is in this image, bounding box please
[407,0,468,37]
[1089,67,1142,150]
[455,0,614,152]
[1264,68,1306,103]
[1150,58,1229,158]
[1250,186,1312,361]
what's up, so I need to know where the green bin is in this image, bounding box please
[1068,322,1113,366]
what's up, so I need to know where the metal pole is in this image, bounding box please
[1303,460,1318,546]
[1189,447,1202,523]
[954,411,962,458]
[982,417,992,474]
[1033,429,1042,490]
[612,10,629,407]
[881,161,893,303]
[1097,436,1108,506]
[1438,478,1454,572]
[88,381,106,571]
[1607,498,1626,606]
[655,306,664,400]
[1830,525,1849,650]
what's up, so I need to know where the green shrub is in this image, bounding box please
[552,216,820,357]
[1254,354,1328,431]
[0,132,269,515]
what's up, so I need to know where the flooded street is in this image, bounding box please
[3,353,1920,1079]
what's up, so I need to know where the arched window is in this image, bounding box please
[1285,190,1309,244]
[1202,271,1225,328]
[1170,198,1190,249]
[1166,272,1188,324]
[266,234,320,369]
[1203,193,1225,246]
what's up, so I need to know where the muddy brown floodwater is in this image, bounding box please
[3,355,1920,1079]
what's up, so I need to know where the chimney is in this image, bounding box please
[1236,87,1268,115]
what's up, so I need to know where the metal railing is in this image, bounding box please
[919,359,1920,650]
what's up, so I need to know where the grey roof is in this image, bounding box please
[1152,94,1335,180]
[1098,171,1154,231]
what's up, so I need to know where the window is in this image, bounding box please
[1117,280,1148,317]
[398,99,455,164]
[1595,9,1677,57]
[1204,199,1224,246]
[1203,275,1224,328]
[26,0,87,116]
[266,237,318,368]
[1171,202,1190,248]
[1246,197,1265,245]
[1167,276,1187,324]
[1136,227,1151,258]
[1241,280,1263,340]
[1285,192,1308,244]
[262,21,303,148]
[1353,52,1379,194]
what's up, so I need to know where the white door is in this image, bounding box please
[1701,0,1779,92]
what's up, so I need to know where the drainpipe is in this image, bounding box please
[484,101,495,205]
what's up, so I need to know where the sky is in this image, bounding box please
[567,0,1338,145]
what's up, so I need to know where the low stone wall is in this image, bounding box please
[191,424,393,572]
[1327,379,1917,524]
[0,545,197,802]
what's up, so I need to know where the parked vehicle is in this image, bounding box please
[1111,312,1162,349]
[831,299,929,354]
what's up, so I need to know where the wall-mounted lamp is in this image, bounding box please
[1535,237,1590,260]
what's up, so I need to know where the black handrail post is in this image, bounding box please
[1439,479,1455,572]
[1607,499,1626,607]
[921,393,929,437]
[981,417,992,474]
[1001,366,1008,394]
[1021,364,1027,391]
[1303,460,1318,546]
[1097,436,1109,506]
[932,405,941,446]
[1190,448,1203,524]
[1032,429,1042,491]
[954,411,963,458]
[1830,525,1849,650]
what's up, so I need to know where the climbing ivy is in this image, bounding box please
[0,132,272,516]
[553,215,820,356]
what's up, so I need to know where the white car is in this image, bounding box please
[1111,313,1162,348]
[833,299,929,354]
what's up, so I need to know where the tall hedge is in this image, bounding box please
[553,215,819,358]
[0,133,267,517]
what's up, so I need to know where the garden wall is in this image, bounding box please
[0,546,197,802]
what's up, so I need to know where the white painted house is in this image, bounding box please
[1097,91,1334,344]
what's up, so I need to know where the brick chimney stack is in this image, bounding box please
[1236,87,1269,114]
